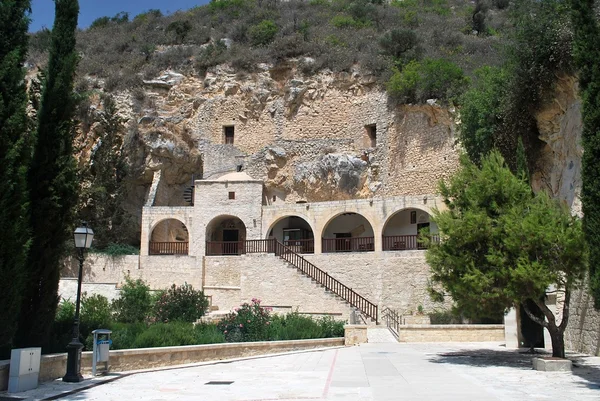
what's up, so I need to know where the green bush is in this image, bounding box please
[387,58,468,103]
[194,323,226,344]
[378,29,419,60]
[269,313,345,340]
[330,15,368,29]
[112,277,153,323]
[134,322,197,348]
[218,299,272,342]
[80,293,112,335]
[108,322,147,349]
[248,20,278,47]
[92,243,139,256]
[154,283,209,323]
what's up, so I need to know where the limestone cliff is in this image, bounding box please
[78,63,460,213]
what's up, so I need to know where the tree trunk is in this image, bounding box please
[548,327,565,358]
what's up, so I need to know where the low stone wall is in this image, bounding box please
[565,283,600,356]
[0,338,343,391]
[397,325,505,343]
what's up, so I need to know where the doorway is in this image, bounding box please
[223,229,239,255]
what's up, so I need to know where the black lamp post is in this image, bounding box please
[63,223,94,382]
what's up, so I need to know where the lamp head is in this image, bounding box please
[74,223,94,249]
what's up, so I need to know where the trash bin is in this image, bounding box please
[92,329,112,376]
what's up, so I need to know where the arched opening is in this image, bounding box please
[382,208,439,251]
[149,218,189,255]
[267,216,314,254]
[205,215,247,255]
[322,213,374,253]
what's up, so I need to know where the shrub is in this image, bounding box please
[248,20,278,47]
[154,283,209,323]
[194,323,226,344]
[378,29,419,60]
[330,15,368,29]
[80,293,112,335]
[93,243,139,256]
[387,58,468,103]
[134,322,197,348]
[108,322,147,349]
[218,299,272,342]
[112,277,153,323]
[268,313,345,340]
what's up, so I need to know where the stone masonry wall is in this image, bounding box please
[203,254,353,319]
[565,284,600,356]
[305,251,451,316]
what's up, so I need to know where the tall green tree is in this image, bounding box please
[16,0,80,348]
[427,152,587,357]
[79,94,136,249]
[0,0,32,358]
[569,0,600,308]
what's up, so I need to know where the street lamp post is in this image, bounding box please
[63,223,94,382]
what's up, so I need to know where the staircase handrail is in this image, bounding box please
[381,306,400,338]
[274,240,378,323]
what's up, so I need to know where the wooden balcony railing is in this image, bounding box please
[382,234,440,251]
[283,239,314,254]
[205,239,276,256]
[322,237,374,253]
[149,241,189,255]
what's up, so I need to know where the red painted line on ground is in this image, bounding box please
[322,349,338,398]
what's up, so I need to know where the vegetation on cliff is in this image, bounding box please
[28,0,511,100]
[570,0,600,308]
[0,0,33,357]
[427,151,587,358]
[15,0,80,349]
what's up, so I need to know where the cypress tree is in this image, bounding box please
[0,0,32,357]
[569,0,600,307]
[16,0,80,347]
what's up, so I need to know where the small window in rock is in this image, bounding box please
[224,126,235,144]
[272,195,276,202]
[228,191,235,200]
[365,124,376,147]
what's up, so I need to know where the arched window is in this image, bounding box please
[322,213,375,253]
[149,219,189,255]
[382,208,438,251]
[205,215,247,255]
[267,215,314,254]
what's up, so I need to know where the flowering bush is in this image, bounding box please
[217,298,271,342]
[154,283,209,323]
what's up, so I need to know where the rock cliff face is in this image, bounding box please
[80,63,460,213]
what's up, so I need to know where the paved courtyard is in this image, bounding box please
[11,339,600,401]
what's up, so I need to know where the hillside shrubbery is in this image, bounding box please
[27,0,511,104]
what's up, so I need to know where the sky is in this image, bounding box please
[29,0,210,32]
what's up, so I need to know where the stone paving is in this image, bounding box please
[7,341,600,401]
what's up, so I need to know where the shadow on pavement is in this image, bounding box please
[427,347,600,391]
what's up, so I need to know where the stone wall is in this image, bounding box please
[397,325,505,343]
[203,254,353,319]
[565,285,600,356]
[305,251,451,316]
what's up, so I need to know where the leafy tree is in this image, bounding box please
[427,151,587,357]
[112,277,153,323]
[0,0,32,358]
[378,29,419,61]
[16,0,80,348]
[166,20,192,44]
[79,95,136,250]
[248,20,278,47]
[153,283,209,323]
[569,0,600,308]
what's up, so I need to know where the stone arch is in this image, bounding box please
[382,208,438,251]
[149,218,189,255]
[205,214,247,255]
[321,212,375,253]
[266,215,315,254]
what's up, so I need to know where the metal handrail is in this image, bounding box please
[274,240,378,323]
[381,306,400,338]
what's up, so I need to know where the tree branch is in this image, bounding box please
[522,301,548,328]
[558,287,571,333]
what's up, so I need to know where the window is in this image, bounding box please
[410,211,417,224]
[224,126,234,144]
[365,124,376,147]
[228,191,235,200]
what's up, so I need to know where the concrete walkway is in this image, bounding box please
[7,342,600,401]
